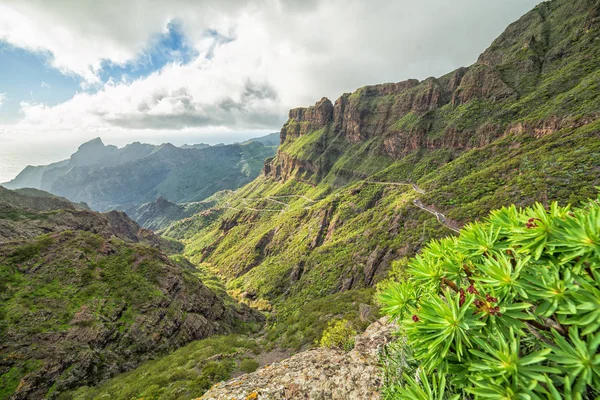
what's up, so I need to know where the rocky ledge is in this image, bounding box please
[201,317,397,400]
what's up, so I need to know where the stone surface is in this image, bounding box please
[201,317,397,400]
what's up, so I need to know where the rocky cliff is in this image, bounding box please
[266,0,600,183]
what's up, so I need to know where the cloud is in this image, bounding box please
[0,93,6,108]
[40,81,51,89]
[2,0,539,138]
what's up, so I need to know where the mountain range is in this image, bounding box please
[158,0,600,355]
[2,133,279,214]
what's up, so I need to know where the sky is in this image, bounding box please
[0,0,540,182]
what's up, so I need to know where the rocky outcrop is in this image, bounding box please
[276,65,511,152]
[451,64,516,105]
[201,317,397,400]
[267,61,517,182]
[263,152,320,182]
[264,0,600,184]
[280,98,333,144]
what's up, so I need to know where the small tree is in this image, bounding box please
[379,196,600,399]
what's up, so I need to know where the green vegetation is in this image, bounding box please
[65,335,260,400]
[239,358,260,373]
[318,319,357,351]
[0,229,244,399]
[379,196,600,398]
[175,118,599,351]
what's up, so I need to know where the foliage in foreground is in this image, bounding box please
[379,196,600,399]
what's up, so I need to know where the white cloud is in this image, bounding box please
[40,81,51,89]
[0,93,6,108]
[1,0,539,143]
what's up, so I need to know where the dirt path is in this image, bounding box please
[221,194,316,214]
[364,181,459,233]
[225,180,459,233]
[268,194,315,202]
[365,181,426,194]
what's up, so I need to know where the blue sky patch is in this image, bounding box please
[0,42,81,123]
[0,19,198,123]
[97,20,197,83]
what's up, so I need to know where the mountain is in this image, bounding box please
[125,191,231,231]
[159,0,600,352]
[0,187,260,399]
[243,132,280,147]
[3,136,278,213]
[180,143,210,149]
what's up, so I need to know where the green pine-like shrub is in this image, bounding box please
[318,319,358,351]
[379,195,600,399]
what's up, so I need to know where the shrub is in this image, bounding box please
[239,358,260,373]
[318,319,357,351]
[379,196,600,399]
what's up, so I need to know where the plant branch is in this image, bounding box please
[525,322,555,346]
[463,264,475,285]
[441,277,459,292]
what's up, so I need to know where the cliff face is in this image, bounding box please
[266,0,600,183]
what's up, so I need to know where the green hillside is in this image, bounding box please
[8,0,600,398]
[0,189,260,399]
[163,0,600,349]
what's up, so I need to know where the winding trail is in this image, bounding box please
[412,200,460,233]
[222,180,459,233]
[220,194,317,214]
[267,194,315,202]
[239,199,283,212]
[363,180,460,233]
[365,181,426,194]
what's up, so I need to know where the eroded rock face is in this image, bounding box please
[266,58,520,182]
[265,0,600,184]
[280,97,334,144]
[451,64,516,105]
[201,317,397,400]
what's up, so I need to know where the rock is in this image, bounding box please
[281,98,334,144]
[201,317,398,400]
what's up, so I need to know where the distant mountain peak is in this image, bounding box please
[78,137,105,149]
